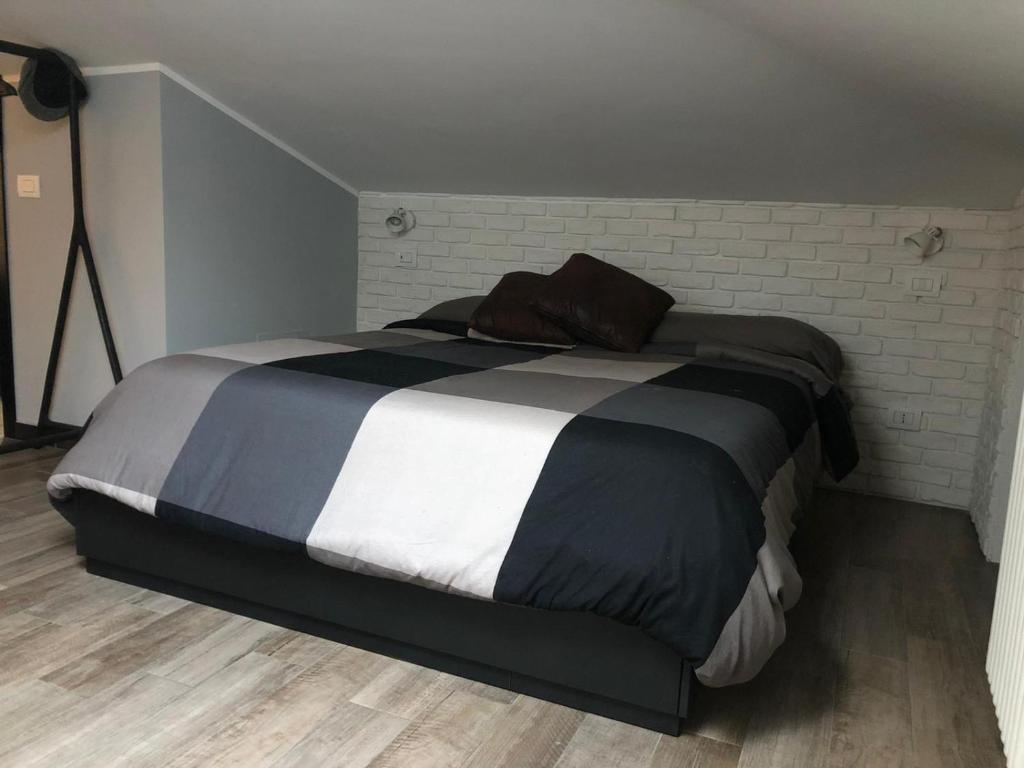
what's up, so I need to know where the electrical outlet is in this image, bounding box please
[397,251,416,267]
[888,408,922,431]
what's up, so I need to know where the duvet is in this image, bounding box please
[48,317,857,686]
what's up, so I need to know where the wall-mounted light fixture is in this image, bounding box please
[904,226,945,258]
[385,207,416,236]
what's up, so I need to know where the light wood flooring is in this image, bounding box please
[0,448,1006,767]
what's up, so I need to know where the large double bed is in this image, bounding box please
[48,305,857,734]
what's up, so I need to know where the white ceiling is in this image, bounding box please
[1,0,1022,207]
[692,0,1024,148]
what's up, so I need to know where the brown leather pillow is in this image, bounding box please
[532,253,675,352]
[469,272,576,348]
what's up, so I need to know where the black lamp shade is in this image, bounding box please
[19,49,87,121]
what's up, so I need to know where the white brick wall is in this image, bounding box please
[358,192,1020,522]
[974,188,1024,558]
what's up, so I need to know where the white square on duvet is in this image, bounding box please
[305,389,574,598]
[190,338,358,364]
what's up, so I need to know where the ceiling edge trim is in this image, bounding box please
[4,61,359,196]
[361,190,1022,213]
[82,63,161,77]
[151,65,358,196]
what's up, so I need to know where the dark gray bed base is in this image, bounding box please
[66,491,693,734]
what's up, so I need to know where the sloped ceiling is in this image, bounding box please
[1,0,1022,207]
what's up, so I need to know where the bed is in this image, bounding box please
[48,303,857,734]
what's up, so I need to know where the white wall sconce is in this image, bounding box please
[385,207,416,236]
[904,226,945,258]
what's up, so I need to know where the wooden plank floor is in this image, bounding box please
[0,449,1006,767]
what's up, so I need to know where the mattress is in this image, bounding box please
[48,319,857,686]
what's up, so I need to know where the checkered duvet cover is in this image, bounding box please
[48,321,856,686]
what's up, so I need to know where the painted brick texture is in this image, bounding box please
[358,192,1019,516]
[972,188,1024,558]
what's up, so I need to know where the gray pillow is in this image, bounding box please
[418,296,485,323]
[649,311,843,381]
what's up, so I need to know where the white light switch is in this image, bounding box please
[905,268,943,298]
[16,175,40,198]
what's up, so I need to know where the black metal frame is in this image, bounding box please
[0,41,121,454]
[0,82,16,439]
[64,490,694,734]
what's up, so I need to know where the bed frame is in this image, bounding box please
[64,490,694,734]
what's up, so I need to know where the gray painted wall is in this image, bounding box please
[160,75,357,353]
[2,69,358,427]
[4,71,166,427]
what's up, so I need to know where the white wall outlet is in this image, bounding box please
[888,408,922,431]
[397,251,416,267]
[16,175,40,198]
[904,269,943,298]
